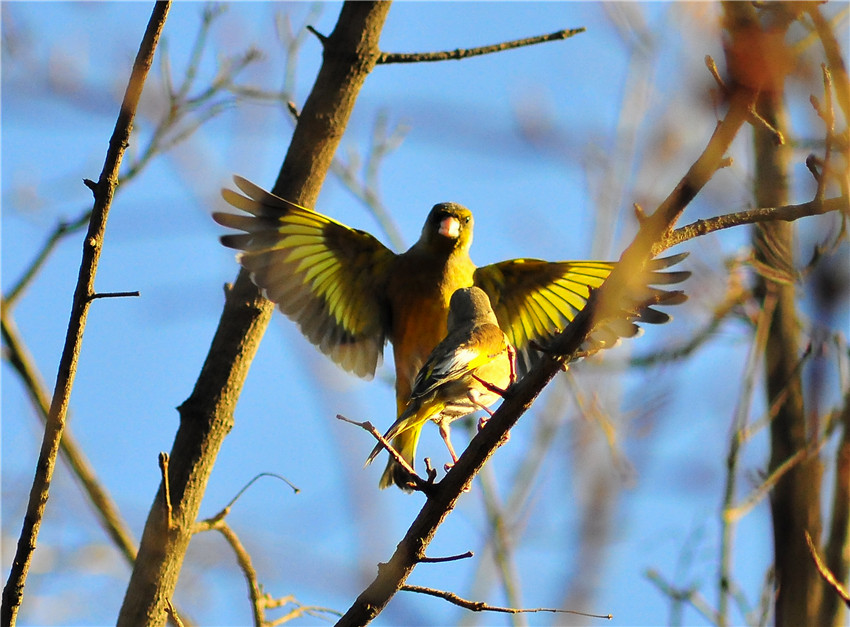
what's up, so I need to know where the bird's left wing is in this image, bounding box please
[409,325,506,398]
[213,176,396,379]
[474,254,690,375]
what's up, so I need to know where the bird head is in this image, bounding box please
[421,203,473,252]
[447,286,498,330]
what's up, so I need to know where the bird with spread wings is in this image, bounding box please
[214,176,689,489]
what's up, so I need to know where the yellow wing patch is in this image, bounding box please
[213,176,395,378]
[475,255,689,374]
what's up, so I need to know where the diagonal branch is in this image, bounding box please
[336,77,760,627]
[117,4,392,626]
[806,532,850,608]
[1,3,170,624]
[0,305,138,567]
[378,27,585,64]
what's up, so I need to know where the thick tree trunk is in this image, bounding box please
[752,89,825,627]
[116,4,391,625]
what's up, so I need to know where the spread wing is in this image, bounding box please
[474,254,690,375]
[213,176,396,379]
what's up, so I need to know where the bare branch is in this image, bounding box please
[806,4,850,124]
[119,6,393,623]
[378,27,585,64]
[646,569,721,625]
[664,195,848,250]
[1,3,170,623]
[805,532,850,608]
[337,414,434,492]
[418,551,474,564]
[401,584,611,619]
[194,502,340,627]
[4,211,90,307]
[164,600,185,627]
[0,305,139,565]
[88,290,141,301]
[159,453,174,531]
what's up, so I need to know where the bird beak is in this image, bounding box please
[438,216,461,239]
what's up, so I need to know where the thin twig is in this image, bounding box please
[806,4,850,124]
[664,195,848,250]
[1,4,170,623]
[418,551,474,564]
[164,600,185,627]
[725,449,808,523]
[196,518,265,626]
[195,507,340,626]
[4,211,91,307]
[378,28,585,64]
[718,288,777,625]
[159,452,174,530]
[88,290,141,300]
[401,584,611,619]
[805,531,850,607]
[337,414,432,492]
[811,65,835,202]
[646,569,721,625]
[0,305,139,565]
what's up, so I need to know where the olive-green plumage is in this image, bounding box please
[365,287,516,490]
[214,176,690,490]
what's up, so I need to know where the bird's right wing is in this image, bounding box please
[213,176,396,379]
[474,254,690,375]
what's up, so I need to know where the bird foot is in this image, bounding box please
[472,374,513,399]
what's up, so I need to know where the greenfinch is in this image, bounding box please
[365,286,516,490]
[213,176,689,488]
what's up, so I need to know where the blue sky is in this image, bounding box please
[3,3,846,626]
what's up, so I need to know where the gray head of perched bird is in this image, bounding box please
[446,286,499,330]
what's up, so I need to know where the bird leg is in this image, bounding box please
[467,394,512,445]
[437,420,460,472]
[471,374,512,398]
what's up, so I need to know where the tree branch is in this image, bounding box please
[1,3,170,624]
[664,195,848,250]
[378,27,585,64]
[806,532,850,609]
[0,305,139,566]
[401,584,611,619]
[117,4,392,626]
[337,66,760,627]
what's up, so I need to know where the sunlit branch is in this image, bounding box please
[378,28,585,64]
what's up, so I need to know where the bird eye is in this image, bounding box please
[464,216,471,224]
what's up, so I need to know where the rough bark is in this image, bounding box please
[116,4,391,625]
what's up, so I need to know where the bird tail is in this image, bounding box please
[365,398,441,491]
[378,427,423,491]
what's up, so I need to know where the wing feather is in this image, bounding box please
[213,177,396,378]
[474,255,690,375]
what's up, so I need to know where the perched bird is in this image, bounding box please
[213,176,689,489]
[365,287,516,490]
